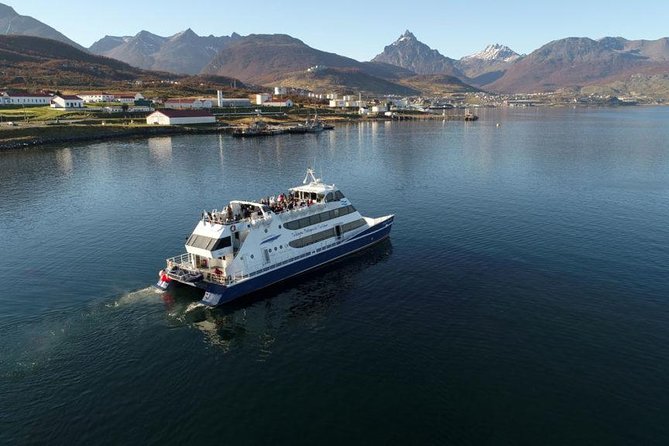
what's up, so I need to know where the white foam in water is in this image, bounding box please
[108,286,157,307]
[185,301,208,313]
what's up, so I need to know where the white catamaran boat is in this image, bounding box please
[156,169,394,306]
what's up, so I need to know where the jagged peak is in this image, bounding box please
[394,30,417,44]
[135,30,164,40]
[170,28,199,41]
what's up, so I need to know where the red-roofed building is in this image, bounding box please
[50,94,84,109]
[146,109,216,125]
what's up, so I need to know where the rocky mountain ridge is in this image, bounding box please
[89,29,240,75]
[371,30,463,78]
[0,3,84,50]
[462,43,521,63]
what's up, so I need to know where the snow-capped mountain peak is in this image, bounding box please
[394,30,417,45]
[463,43,520,62]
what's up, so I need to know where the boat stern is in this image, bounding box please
[154,270,172,291]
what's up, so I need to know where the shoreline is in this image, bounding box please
[0,115,458,151]
[0,124,237,151]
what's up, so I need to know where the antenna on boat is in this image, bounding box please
[303,167,320,184]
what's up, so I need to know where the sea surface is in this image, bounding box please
[1,107,668,445]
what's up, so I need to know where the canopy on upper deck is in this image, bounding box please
[289,168,339,195]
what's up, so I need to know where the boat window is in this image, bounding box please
[334,190,345,200]
[289,228,337,248]
[186,234,232,251]
[325,192,334,202]
[212,236,232,251]
[284,205,358,230]
[342,218,366,233]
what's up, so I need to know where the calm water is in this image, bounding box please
[1,107,668,445]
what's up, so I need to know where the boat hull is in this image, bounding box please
[198,215,393,306]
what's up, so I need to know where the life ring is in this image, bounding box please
[230,225,237,232]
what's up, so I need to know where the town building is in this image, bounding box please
[50,95,84,108]
[329,99,363,108]
[217,98,252,107]
[78,92,115,103]
[216,90,252,108]
[146,109,216,125]
[263,99,293,107]
[1,92,52,105]
[255,93,271,105]
[164,97,213,109]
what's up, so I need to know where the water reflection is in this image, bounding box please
[147,137,173,164]
[162,239,393,356]
[54,148,73,175]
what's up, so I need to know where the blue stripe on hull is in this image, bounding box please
[201,217,393,306]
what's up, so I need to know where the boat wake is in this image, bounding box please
[106,286,158,308]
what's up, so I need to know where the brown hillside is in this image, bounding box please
[0,35,244,90]
[400,74,480,96]
[489,37,669,93]
[203,34,383,85]
[277,67,419,96]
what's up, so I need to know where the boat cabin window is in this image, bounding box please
[333,191,345,200]
[186,234,231,251]
[289,228,337,248]
[284,205,357,230]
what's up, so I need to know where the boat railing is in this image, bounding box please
[166,253,195,270]
[276,202,326,220]
[202,211,273,227]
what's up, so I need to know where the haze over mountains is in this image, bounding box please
[1,1,669,98]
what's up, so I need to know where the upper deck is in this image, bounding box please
[201,169,346,226]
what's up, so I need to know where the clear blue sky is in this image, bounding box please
[5,0,669,60]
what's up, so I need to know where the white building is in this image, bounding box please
[146,109,216,125]
[217,98,252,107]
[255,93,271,105]
[329,99,363,108]
[263,99,293,107]
[50,95,84,108]
[78,92,114,103]
[164,98,213,109]
[116,95,137,104]
[2,92,52,105]
[274,86,287,95]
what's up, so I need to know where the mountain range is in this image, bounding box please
[0,34,245,92]
[89,29,241,75]
[1,2,669,98]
